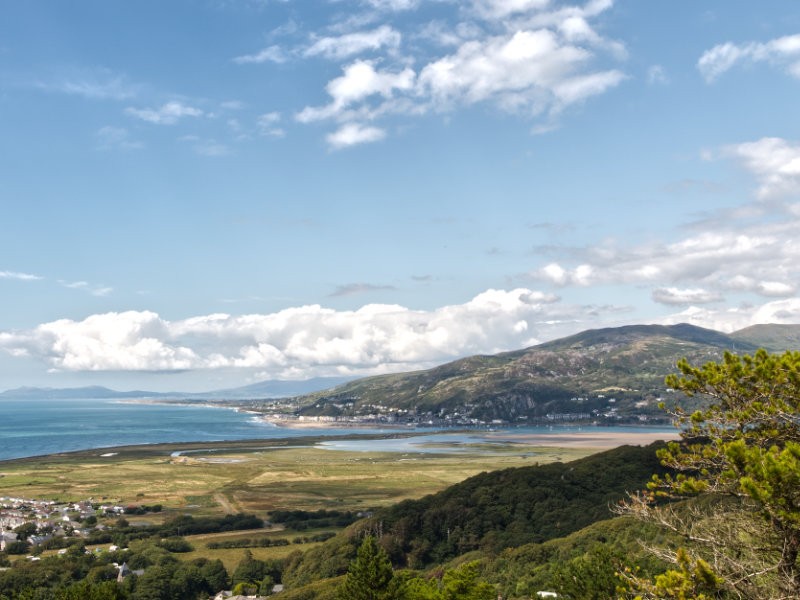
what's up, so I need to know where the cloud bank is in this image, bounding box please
[0,289,569,376]
[2,286,798,380]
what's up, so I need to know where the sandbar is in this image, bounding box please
[485,429,679,449]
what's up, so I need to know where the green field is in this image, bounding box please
[0,434,595,515]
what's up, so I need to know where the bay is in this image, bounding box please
[0,398,391,461]
[0,398,677,462]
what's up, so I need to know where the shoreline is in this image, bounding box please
[0,424,679,465]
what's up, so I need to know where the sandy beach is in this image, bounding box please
[485,429,680,449]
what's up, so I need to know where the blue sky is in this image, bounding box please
[2,0,800,392]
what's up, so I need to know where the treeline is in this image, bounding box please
[269,509,361,530]
[84,512,263,546]
[207,537,291,549]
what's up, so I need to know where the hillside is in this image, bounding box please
[281,442,669,587]
[280,323,765,423]
[730,323,800,352]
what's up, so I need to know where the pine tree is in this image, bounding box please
[337,535,395,600]
[622,350,800,599]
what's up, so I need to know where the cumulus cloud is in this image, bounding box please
[296,60,416,124]
[0,289,604,377]
[724,137,800,199]
[291,0,625,146]
[305,26,402,60]
[125,101,204,125]
[418,29,624,115]
[698,33,800,82]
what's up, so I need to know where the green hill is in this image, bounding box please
[286,323,760,422]
[281,442,669,587]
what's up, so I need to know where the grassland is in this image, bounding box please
[0,433,595,515]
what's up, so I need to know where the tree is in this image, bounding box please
[400,562,495,600]
[232,549,266,587]
[14,523,37,540]
[622,350,800,599]
[198,558,229,593]
[337,535,395,600]
[549,544,626,600]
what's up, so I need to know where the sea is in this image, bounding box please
[0,397,677,462]
[0,397,393,462]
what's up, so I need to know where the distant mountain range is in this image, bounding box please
[0,377,355,401]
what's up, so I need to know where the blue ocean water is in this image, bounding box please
[0,398,391,461]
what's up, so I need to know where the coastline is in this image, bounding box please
[0,426,679,466]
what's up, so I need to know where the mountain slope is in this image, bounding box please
[289,323,759,421]
[730,324,800,352]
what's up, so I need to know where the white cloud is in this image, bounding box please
[233,45,287,64]
[652,287,723,306]
[698,33,800,82]
[419,29,624,115]
[472,0,551,20]
[327,122,387,148]
[0,289,607,377]
[0,271,42,281]
[292,0,625,144]
[364,0,420,10]
[531,135,800,301]
[125,101,204,125]
[296,60,415,123]
[305,26,402,60]
[724,137,800,199]
[59,280,114,297]
[533,224,800,301]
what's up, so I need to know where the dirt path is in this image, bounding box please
[213,492,237,514]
